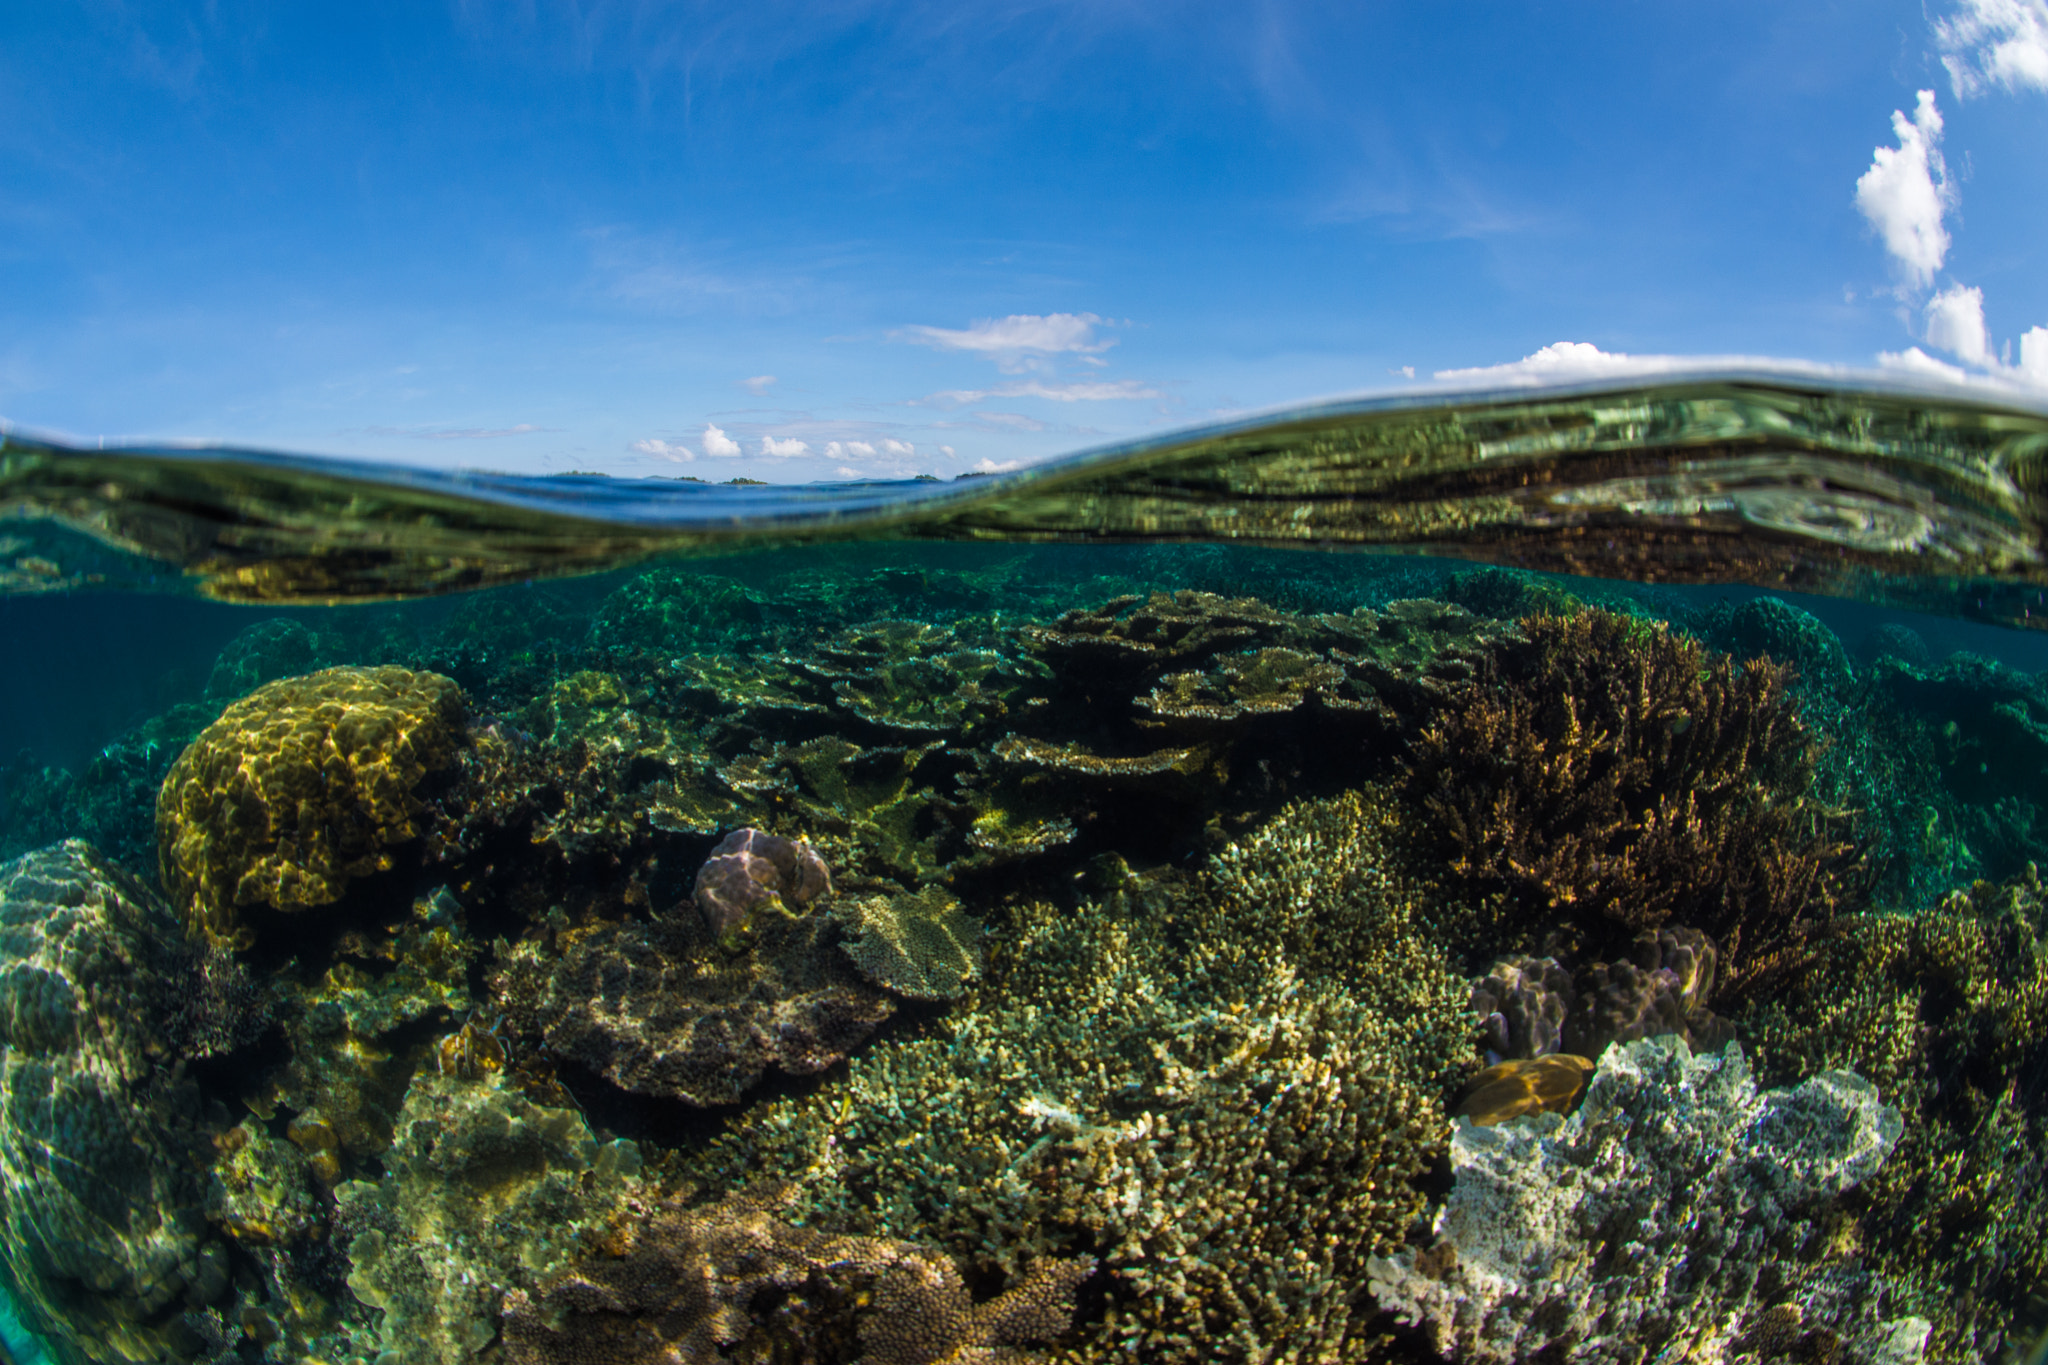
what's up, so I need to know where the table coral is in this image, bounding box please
[1367,1036,1920,1365]
[334,1065,644,1365]
[685,787,1475,1363]
[0,841,234,1365]
[157,665,467,944]
[498,1184,1092,1365]
[833,884,984,1000]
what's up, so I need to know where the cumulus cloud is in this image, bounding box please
[630,437,694,460]
[1938,0,2048,95]
[899,313,1115,372]
[879,438,915,456]
[1924,285,1997,367]
[1877,346,1976,382]
[1854,91,1952,290]
[1433,342,1674,382]
[741,375,777,393]
[2021,327,2048,385]
[760,436,810,457]
[973,456,1025,473]
[701,423,742,457]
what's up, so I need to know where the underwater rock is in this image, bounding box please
[1368,1035,1914,1365]
[832,885,984,1000]
[493,898,894,1107]
[0,841,232,1365]
[685,787,1477,1362]
[157,665,467,944]
[334,1065,643,1365]
[1468,955,1572,1063]
[693,826,832,941]
[498,1184,1092,1365]
[1453,1053,1593,1125]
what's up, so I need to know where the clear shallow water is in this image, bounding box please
[0,371,2045,1365]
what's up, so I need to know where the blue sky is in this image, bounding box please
[2,1,2044,480]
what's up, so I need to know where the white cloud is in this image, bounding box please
[974,456,1025,473]
[1924,284,1997,366]
[1854,91,1952,290]
[2020,327,2048,385]
[760,436,810,457]
[741,374,777,394]
[1938,0,2048,96]
[630,437,694,461]
[974,411,1047,431]
[836,465,863,477]
[940,445,956,458]
[880,438,915,456]
[926,379,1161,405]
[899,313,1115,371]
[1434,342,1668,382]
[1877,346,1976,382]
[701,423,742,457]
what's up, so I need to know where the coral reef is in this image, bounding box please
[1561,924,1732,1058]
[694,826,832,941]
[685,788,1475,1362]
[1368,1036,1920,1365]
[498,1184,1092,1365]
[492,893,895,1107]
[1741,866,2048,1363]
[0,841,232,1365]
[158,665,468,944]
[833,884,984,1000]
[1404,609,1859,999]
[1467,955,1571,1063]
[334,1064,645,1365]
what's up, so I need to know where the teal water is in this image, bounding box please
[0,370,2045,1365]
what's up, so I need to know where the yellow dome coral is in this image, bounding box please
[157,666,466,944]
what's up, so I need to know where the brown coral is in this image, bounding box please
[1404,609,1859,999]
[693,826,832,941]
[157,666,466,944]
[497,1185,1091,1365]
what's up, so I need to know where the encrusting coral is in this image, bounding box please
[685,787,1475,1363]
[832,884,985,1000]
[498,1184,1093,1365]
[157,665,467,945]
[1368,1036,1923,1365]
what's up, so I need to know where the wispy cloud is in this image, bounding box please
[630,437,694,461]
[924,378,1159,405]
[973,411,1047,431]
[1938,0,2048,96]
[741,375,777,394]
[1854,91,1952,291]
[701,423,742,457]
[897,312,1116,373]
[366,423,554,439]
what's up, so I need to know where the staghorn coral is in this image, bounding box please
[1367,1036,1921,1365]
[0,842,233,1365]
[1404,609,1859,999]
[334,1064,644,1365]
[685,787,1475,1363]
[832,884,984,1000]
[498,1184,1092,1365]
[492,893,894,1108]
[694,826,832,941]
[1741,866,2048,1363]
[157,665,467,944]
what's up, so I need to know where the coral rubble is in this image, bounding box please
[157,665,467,944]
[1368,1036,1920,1365]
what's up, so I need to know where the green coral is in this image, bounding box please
[157,665,468,944]
[833,885,984,999]
[687,787,1474,1363]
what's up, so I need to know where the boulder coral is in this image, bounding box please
[157,665,466,944]
[693,825,831,941]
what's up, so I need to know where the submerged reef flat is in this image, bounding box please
[0,549,2044,1364]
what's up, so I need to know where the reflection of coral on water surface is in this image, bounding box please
[0,548,2044,1363]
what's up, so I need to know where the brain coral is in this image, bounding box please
[685,787,1476,1362]
[0,841,232,1365]
[157,665,466,943]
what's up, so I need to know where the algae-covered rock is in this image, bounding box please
[157,665,467,943]
[1369,1036,1913,1365]
[334,1065,643,1365]
[832,885,983,1000]
[0,841,232,1365]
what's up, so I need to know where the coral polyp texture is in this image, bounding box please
[156,665,467,943]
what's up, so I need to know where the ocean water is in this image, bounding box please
[0,370,2044,1365]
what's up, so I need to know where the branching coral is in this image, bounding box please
[157,665,467,944]
[1404,609,1860,998]
[683,788,1475,1363]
